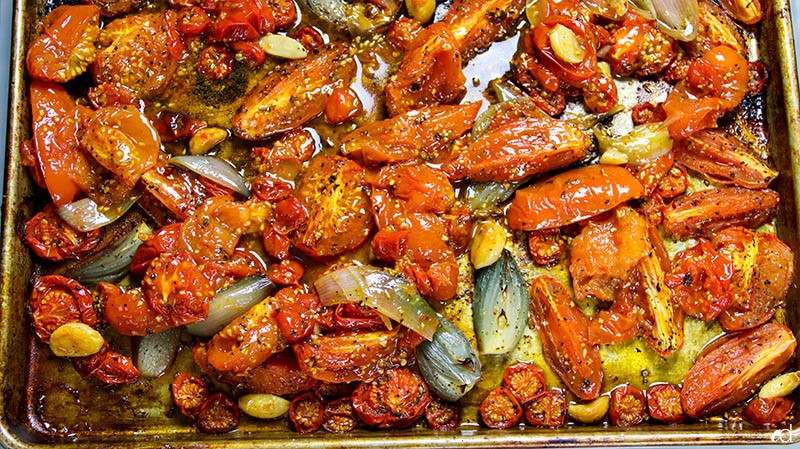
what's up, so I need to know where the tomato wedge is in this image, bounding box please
[27,5,100,83]
[25,204,103,261]
[293,328,400,383]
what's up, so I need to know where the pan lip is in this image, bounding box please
[2,0,800,447]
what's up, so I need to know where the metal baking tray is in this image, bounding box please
[2,0,800,447]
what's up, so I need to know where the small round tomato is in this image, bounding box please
[171,372,210,418]
[290,391,324,433]
[177,6,211,36]
[527,229,565,267]
[610,385,647,427]
[267,259,304,285]
[747,61,768,95]
[163,10,186,60]
[523,389,567,427]
[252,174,293,202]
[503,362,547,404]
[276,301,316,344]
[30,275,97,343]
[425,397,459,431]
[631,102,666,125]
[532,16,597,86]
[197,393,240,433]
[27,5,100,83]
[480,387,523,429]
[656,164,688,199]
[73,344,139,384]
[582,72,618,114]
[273,197,308,235]
[665,238,734,322]
[646,384,685,423]
[371,229,408,262]
[324,87,362,124]
[141,252,214,327]
[291,26,325,51]
[230,41,266,67]
[262,226,292,260]
[148,110,207,142]
[323,398,359,433]
[744,397,794,425]
[603,16,676,77]
[197,45,234,80]
[352,368,431,428]
[25,204,103,261]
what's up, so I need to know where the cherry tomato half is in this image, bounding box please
[425,397,459,431]
[503,362,547,404]
[323,398,359,433]
[30,275,97,343]
[290,391,324,433]
[352,368,431,428]
[523,389,567,427]
[171,372,210,418]
[610,385,647,427]
[646,383,685,423]
[141,252,214,327]
[25,204,103,261]
[73,343,139,385]
[527,229,566,267]
[744,397,794,425]
[479,387,523,429]
[197,45,234,80]
[197,392,240,433]
[324,87,362,124]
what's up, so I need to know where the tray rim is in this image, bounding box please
[2,0,800,447]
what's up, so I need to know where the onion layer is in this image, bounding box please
[57,191,140,232]
[186,275,277,337]
[169,155,250,197]
[69,222,151,285]
[134,327,181,378]
[594,122,673,166]
[416,316,482,401]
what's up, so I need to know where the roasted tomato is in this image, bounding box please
[25,204,103,261]
[177,196,251,261]
[441,0,525,61]
[744,398,794,425]
[197,393,240,433]
[323,398,359,433]
[27,5,100,82]
[29,82,101,206]
[686,0,747,59]
[713,227,794,331]
[81,105,161,186]
[341,103,479,166]
[748,61,769,95]
[570,206,648,303]
[425,397,459,431]
[73,343,139,384]
[171,372,210,418]
[291,26,325,51]
[140,165,219,220]
[631,102,666,125]
[234,350,319,395]
[610,385,647,427]
[87,0,145,17]
[233,43,356,140]
[503,362,546,404]
[290,391,324,433]
[252,128,316,167]
[662,45,748,139]
[293,328,400,383]
[384,24,466,116]
[442,116,590,182]
[627,152,674,195]
[292,155,372,260]
[93,13,177,98]
[524,389,567,427]
[527,229,566,266]
[662,187,779,238]
[372,229,408,262]
[681,323,796,418]
[324,87,362,124]
[719,0,762,24]
[177,6,212,35]
[332,303,385,332]
[603,15,676,77]
[262,226,292,260]
[104,285,171,336]
[646,384,685,423]
[29,275,98,343]
[141,252,215,327]
[675,129,777,189]
[130,223,181,274]
[480,387,523,429]
[268,259,305,285]
[210,0,275,42]
[529,276,603,400]
[531,16,597,85]
[207,295,285,373]
[508,165,645,231]
[352,368,431,428]
[251,173,294,202]
[664,238,734,321]
[148,110,207,142]
[197,45,234,79]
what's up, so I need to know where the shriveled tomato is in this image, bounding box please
[748,61,769,95]
[197,393,240,433]
[251,173,293,202]
[272,196,307,234]
[81,105,161,186]
[29,82,101,206]
[511,49,568,116]
[293,328,400,383]
[646,384,685,423]
[104,285,171,336]
[527,229,566,266]
[234,43,355,140]
[27,5,100,82]
[387,17,424,51]
[148,110,207,142]
[292,155,372,260]
[665,239,734,321]
[197,45,234,79]
[73,343,139,384]
[681,323,796,418]
[370,164,455,226]
[333,303,385,331]
[744,398,793,425]
[323,398,359,433]
[324,87,362,124]
[508,165,645,231]
[582,71,618,114]
[177,196,250,261]
[93,13,177,98]
[713,227,794,331]
[384,23,466,116]
[631,102,666,125]
[341,103,479,166]
[211,0,275,42]
[352,368,431,428]
[425,397,459,431]
[277,296,318,343]
[442,116,590,182]
[25,204,102,261]
[603,15,676,77]
[529,276,603,400]
[207,295,285,373]
[627,152,674,195]
[480,387,523,429]
[441,0,525,61]
[87,83,137,108]
[503,362,546,404]
[532,16,596,86]
[267,259,304,285]
[524,389,566,427]
[290,391,324,433]
[589,298,643,345]
[30,275,98,344]
[177,6,212,35]
[662,187,778,238]
[171,372,210,418]
[142,252,214,327]
[610,385,647,426]
[130,223,181,274]
[291,26,325,51]
[252,129,316,169]
[262,226,292,260]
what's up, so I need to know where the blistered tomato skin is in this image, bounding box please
[480,387,523,429]
[610,386,647,427]
[744,397,794,425]
[30,275,98,344]
[646,384,686,423]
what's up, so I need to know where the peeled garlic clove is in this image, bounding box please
[549,24,586,64]
[49,322,105,358]
[259,34,308,59]
[568,396,610,424]
[470,220,507,269]
[189,127,229,155]
[238,393,291,419]
[600,148,629,165]
[759,371,800,399]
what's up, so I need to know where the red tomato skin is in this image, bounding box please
[610,385,647,427]
[351,368,431,428]
[25,204,103,261]
[523,389,567,427]
[130,223,182,275]
[646,383,686,423]
[372,230,408,262]
[479,387,523,429]
[425,397,459,431]
[177,6,212,36]
[324,87,362,124]
[26,5,100,83]
[268,259,305,285]
[293,328,400,383]
[197,45,234,79]
[29,275,98,343]
[231,41,266,67]
[744,398,794,425]
[532,16,597,85]
[171,372,210,418]
[141,252,214,327]
[503,362,547,404]
[290,391,324,433]
[664,238,735,321]
[197,393,240,433]
[332,303,385,332]
[73,343,139,384]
